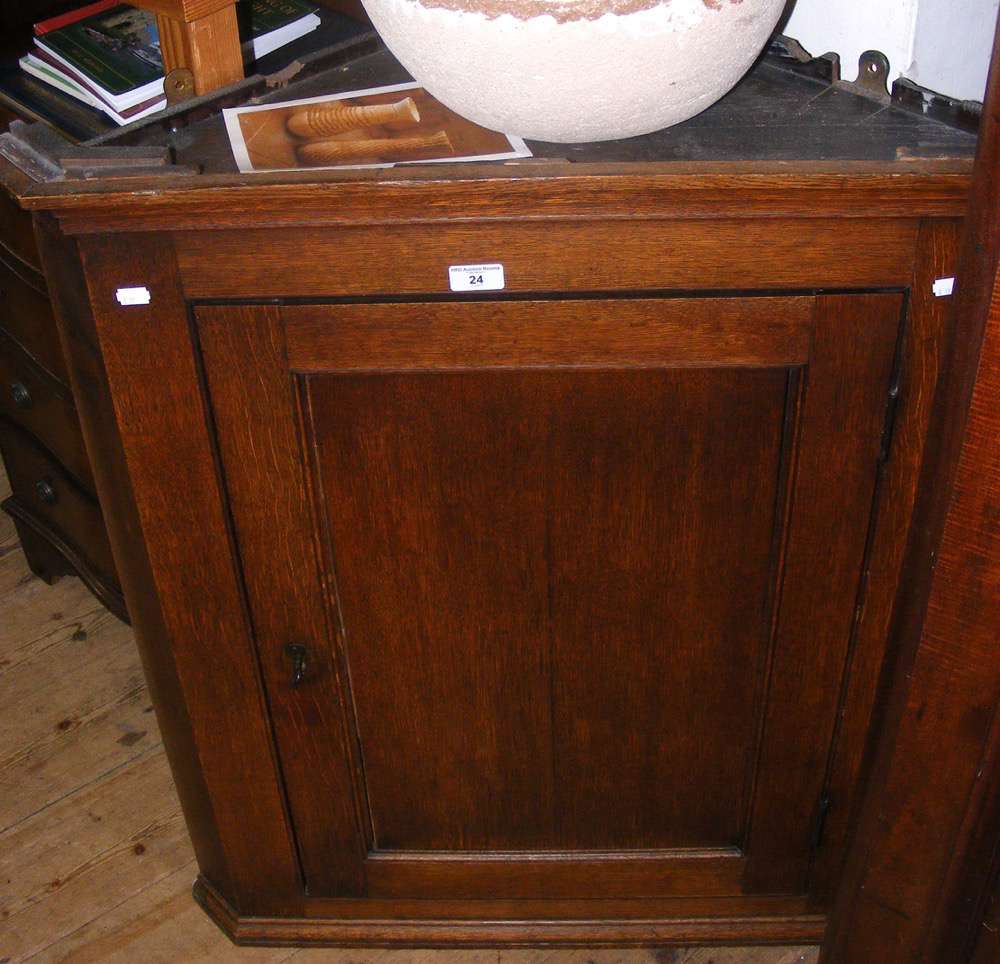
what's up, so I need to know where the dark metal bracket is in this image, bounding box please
[769,35,982,133]
[840,50,892,105]
[0,119,199,182]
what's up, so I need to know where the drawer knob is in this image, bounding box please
[10,382,32,409]
[35,479,57,505]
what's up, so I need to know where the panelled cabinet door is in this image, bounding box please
[195,292,901,901]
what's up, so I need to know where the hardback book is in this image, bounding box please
[33,0,118,35]
[18,50,165,125]
[239,0,324,58]
[34,5,164,111]
[22,0,321,124]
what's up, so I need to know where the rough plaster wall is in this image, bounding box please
[783,0,996,99]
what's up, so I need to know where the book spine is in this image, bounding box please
[20,55,102,109]
[34,0,119,36]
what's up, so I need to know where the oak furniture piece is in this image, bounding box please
[0,99,126,620]
[0,30,993,957]
[822,16,1000,962]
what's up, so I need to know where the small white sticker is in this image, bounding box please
[933,277,955,298]
[448,263,505,292]
[116,286,151,306]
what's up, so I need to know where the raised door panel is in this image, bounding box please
[307,367,785,855]
[194,292,901,903]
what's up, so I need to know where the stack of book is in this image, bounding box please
[19,0,322,126]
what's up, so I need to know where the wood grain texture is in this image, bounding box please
[809,219,963,901]
[0,253,69,385]
[743,294,902,893]
[134,0,238,21]
[196,875,827,946]
[823,287,1000,960]
[0,461,820,961]
[155,6,243,96]
[1,750,187,961]
[39,225,301,914]
[362,853,747,900]
[4,37,986,942]
[0,184,42,273]
[0,420,116,579]
[193,291,901,919]
[968,858,1000,964]
[2,494,126,618]
[196,298,804,906]
[0,344,93,491]
[953,752,1000,964]
[283,297,813,371]
[195,304,368,898]
[177,220,917,300]
[0,176,124,619]
[822,12,1000,962]
[306,368,783,856]
[0,595,141,832]
[33,216,238,904]
[0,605,141,804]
[15,168,972,237]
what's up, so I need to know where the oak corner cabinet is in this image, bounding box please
[0,40,984,950]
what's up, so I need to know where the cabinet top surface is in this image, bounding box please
[0,33,978,232]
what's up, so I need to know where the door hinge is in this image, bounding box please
[878,382,901,465]
[811,794,832,851]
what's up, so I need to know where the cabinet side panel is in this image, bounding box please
[32,216,234,900]
[64,232,302,912]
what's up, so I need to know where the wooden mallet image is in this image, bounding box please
[286,97,421,138]
[297,130,453,165]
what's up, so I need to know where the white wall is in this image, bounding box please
[910,0,998,101]
[782,0,997,101]
[783,0,919,89]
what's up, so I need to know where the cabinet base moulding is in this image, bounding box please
[192,877,827,948]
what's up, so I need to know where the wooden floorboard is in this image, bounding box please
[0,464,821,964]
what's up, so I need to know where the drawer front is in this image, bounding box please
[0,420,116,581]
[0,188,42,275]
[0,345,94,491]
[0,256,69,385]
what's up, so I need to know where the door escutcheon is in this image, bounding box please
[285,643,308,688]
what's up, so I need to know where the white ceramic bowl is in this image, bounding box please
[361,0,787,142]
